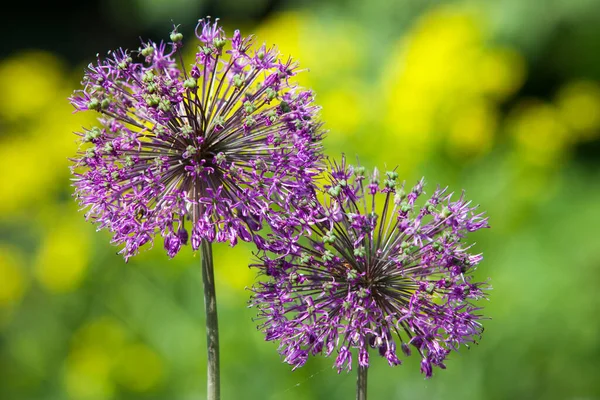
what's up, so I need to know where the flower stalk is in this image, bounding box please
[357,366,368,400]
[201,240,220,400]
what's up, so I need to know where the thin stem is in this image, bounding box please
[201,240,220,400]
[357,365,368,400]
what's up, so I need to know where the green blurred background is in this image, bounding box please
[2,0,600,399]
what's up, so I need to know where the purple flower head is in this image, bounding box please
[251,157,489,377]
[70,18,324,260]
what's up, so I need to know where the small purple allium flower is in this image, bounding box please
[251,157,489,377]
[70,18,323,260]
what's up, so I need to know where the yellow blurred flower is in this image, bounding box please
[479,47,526,100]
[508,100,569,168]
[34,217,90,293]
[394,9,483,93]
[555,80,600,140]
[65,318,128,400]
[255,11,369,137]
[448,99,498,158]
[382,6,526,169]
[113,343,165,392]
[65,346,116,400]
[71,317,128,354]
[0,51,65,120]
[319,80,367,142]
[214,244,254,293]
[0,136,60,215]
[0,246,27,307]
[65,317,164,397]
[255,12,364,85]
[0,52,95,216]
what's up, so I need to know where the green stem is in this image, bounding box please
[357,365,368,400]
[201,240,220,400]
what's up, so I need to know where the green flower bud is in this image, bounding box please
[440,205,452,218]
[386,171,399,180]
[153,157,164,168]
[265,87,277,101]
[145,94,160,107]
[184,78,197,89]
[170,32,183,43]
[233,74,244,88]
[140,45,154,58]
[244,115,255,127]
[146,82,158,93]
[87,98,100,110]
[300,253,311,264]
[322,231,336,245]
[425,201,435,213]
[213,116,225,127]
[346,269,358,281]
[384,179,396,189]
[328,185,342,197]
[83,127,102,142]
[187,145,197,155]
[158,99,171,112]
[394,188,406,204]
[425,283,436,294]
[400,202,411,213]
[142,71,154,82]
[214,152,226,164]
[244,101,256,113]
[322,250,334,262]
[213,37,227,49]
[279,101,291,113]
[266,110,278,123]
[180,125,193,138]
[353,246,366,257]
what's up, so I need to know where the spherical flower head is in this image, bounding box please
[251,157,489,377]
[69,18,324,260]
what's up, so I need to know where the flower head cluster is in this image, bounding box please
[70,18,323,259]
[251,158,489,377]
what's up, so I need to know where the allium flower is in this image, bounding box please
[70,18,323,260]
[251,158,489,377]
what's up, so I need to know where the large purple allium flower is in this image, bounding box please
[70,19,323,259]
[251,157,489,377]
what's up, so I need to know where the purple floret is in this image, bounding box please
[251,157,489,377]
[70,18,324,260]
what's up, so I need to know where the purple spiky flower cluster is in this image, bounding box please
[251,158,489,377]
[70,18,323,259]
